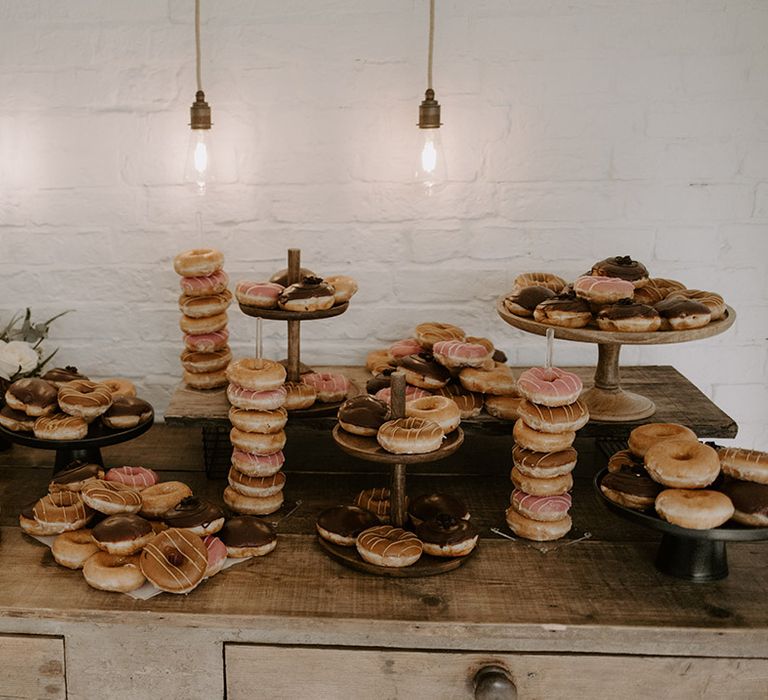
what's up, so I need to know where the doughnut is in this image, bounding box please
[180,347,232,374]
[628,423,698,458]
[717,447,768,485]
[655,489,734,530]
[83,552,146,593]
[41,366,89,387]
[590,255,649,287]
[227,383,287,411]
[387,338,423,361]
[337,395,390,436]
[228,467,286,499]
[511,488,571,522]
[229,406,287,434]
[19,501,64,537]
[366,349,395,375]
[270,266,316,287]
[139,481,193,519]
[223,485,284,515]
[517,367,583,407]
[49,461,104,493]
[505,506,572,541]
[367,371,393,395]
[720,479,768,526]
[183,329,229,353]
[377,417,444,455]
[5,378,59,416]
[96,378,136,400]
[633,278,686,305]
[179,312,228,335]
[414,322,466,349]
[399,353,451,389]
[408,492,469,528]
[513,419,575,453]
[230,427,286,455]
[406,395,461,434]
[596,301,661,332]
[434,383,483,419]
[231,449,285,477]
[140,528,208,594]
[607,449,644,474]
[573,275,635,305]
[278,276,336,312]
[654,298,711,330]
[511,466,572,497]
[33,414,88,440]
[58,380,113,420]
[324,274,358,304]
[226,358,286,391]
[600,467,662,511]
[219,516,278,558]
[516,399,589,433]
[173,247,224,277]
[164,496,225,536]
[458,362,517,396]
[512,272,567,294]
[374,385,431,404]
[0,405,35,432]
[203,535,228,577]
[354,488,391,521]
[92,513,154,555]
[105,466,158,490]
[52,529,99,569]
[356,525,423,568]
[533,295,592,328]
[183,368,229,390]
[484,396,525,421]
[504,286,556,317]
[512,445,577,479]
[300,372,350,402]
[644,439,720,489]
[432,339,492,369]
[33,491,91,532]
[316,505,380,547]
[667,289,726,321]
[81,480,142,515]
[178,289,232,318]
[235,281,284,308]
[416,514,478,557]
[283,382,317,410]
[179,269,229,297]
[102,396,153,429]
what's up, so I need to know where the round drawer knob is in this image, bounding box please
[473,665,517,700]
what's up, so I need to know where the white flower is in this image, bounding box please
[0,340,40,380]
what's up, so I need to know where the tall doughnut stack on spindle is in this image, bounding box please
[223,358,288,516]
[505,366,589,541]
[173,248,232,390]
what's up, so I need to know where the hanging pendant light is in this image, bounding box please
[184,0,214,194]
[414,0,446,194]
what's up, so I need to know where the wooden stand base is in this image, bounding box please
[580,386,655,422]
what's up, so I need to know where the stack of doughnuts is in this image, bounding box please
[173,248,232,390]
[224,358,288,515]
[505,366,588,541]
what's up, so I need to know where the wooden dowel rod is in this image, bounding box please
[287,248,300,286]
[390,463,406,528]
[287,319,301,383]
[390,372,406,419]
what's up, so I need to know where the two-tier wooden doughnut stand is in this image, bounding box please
[326,372,471,577]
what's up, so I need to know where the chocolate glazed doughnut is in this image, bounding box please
[316,505,381,547]
[591,255,649,287]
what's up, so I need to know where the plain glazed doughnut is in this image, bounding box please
[717,447,768,485]
[223,485,284,515]
[178,290,232,318]
[52,529,99,569]
[105,466,158,490]
[183,368,229,390]
[140,528,208,594]
[511,488,571,522]
[356,525,423,567]
[91,513,154,555]
[414,322,465,349]
[83,552,146,593]
[416,514,478,557]
[316,505,381,547]
[179,312,227,335]
[512,445,577,478]
[179,269,229,297]
[406,395,461,434]
[139,481,193,519]
[377,417,444,455]
[33,491,91,532]
[283,381,317,410]
[99,378,136,399]
[231,449,285,477]
[58,380,113,420]
[517,367,582,407]
[219,516,278,558]
[324,274,358,304]
[229,406,287,434]
[516,399,589,433]
[513,419,575,453]
[34,414,88,441]
[484,395,525,421]
[183,329,229,353]
[227,383,286,411]
[512,272,567,294]
[511,466,572,497]
[644,439,720,489]
[432,339,492,369]
[655,489,734,530]
[226,358,286,392]
[181,347,232,374]
[81,480,142,515]
[230,427,286,455]
[628,423,698,458]
[228,467,286,499]
[173,248,224,277]
[505,506,572,541]
[458,363,516,396]
[354,488,391,521]
[235,281,284,308]
[301,372,350,403]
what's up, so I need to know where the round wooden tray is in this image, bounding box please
[317,536,476,577]
[238,301,349,321]
[332,425,464,464]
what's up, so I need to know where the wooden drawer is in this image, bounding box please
[225,644,768,699]
[0,634,65,700]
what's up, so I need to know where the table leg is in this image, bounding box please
[54,447,103,473]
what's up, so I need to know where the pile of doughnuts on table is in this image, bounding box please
[0,367,151,439]
[600,425,768,529]
[19,460,277,595]
[503,255,728,331]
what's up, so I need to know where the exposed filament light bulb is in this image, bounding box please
[184,90,214,195]
[414,88,446,194]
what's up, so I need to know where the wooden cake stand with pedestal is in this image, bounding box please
[496,297,736,422]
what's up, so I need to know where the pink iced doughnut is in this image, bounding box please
[203,535,228,577]
[231,449,285,477]
[387,338,423,360]
[105,466,159,490]
[227,383,286,411]
[374,386,431,403]
[184,329,229,352]
[511,488,571,522]
[573,275,634,305]
[301,373,350,403]
[432,339,491,369]
[235,281,284,309]
[517,367,583,407]
[180,269,229,297]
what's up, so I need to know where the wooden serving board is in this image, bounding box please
[332,425,464,465]
[238,301,348,321]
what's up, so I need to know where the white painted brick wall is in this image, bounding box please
[1,0,767,448]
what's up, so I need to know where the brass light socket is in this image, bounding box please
[189,90,212,130]
[418,88,441,129]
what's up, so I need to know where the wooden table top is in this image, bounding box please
[0,425,764,657]
[165,364,738,439]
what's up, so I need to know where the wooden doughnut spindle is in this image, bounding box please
[389,372,407,528]
[286,248,302,383]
